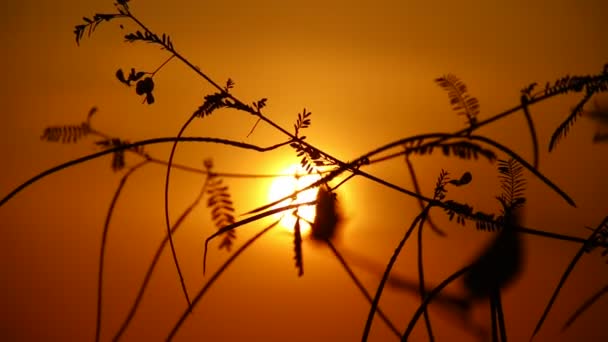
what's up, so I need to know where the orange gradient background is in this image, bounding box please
[1,0,608,341]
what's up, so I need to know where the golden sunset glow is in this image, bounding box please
[267,165,321,235]
[2,1,608,341]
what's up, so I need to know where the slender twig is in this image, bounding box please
[362,206,430,341]
[401,266,472,341]
[167,220,281,340]
[203,201,317,274]
[495,290,507,342]
[416,213,435,342]
[520,94,539,169]
[113,172,210,340]
[95,159,149,342]
[406,155,445,236]
[122,8,580,214]
[368,133,574,207]
[325,240,402,339]
[162,114,198,308]
[562,283,608,331]
[0,136,291,207]
[530,217,608,339]
[490,294,498,342]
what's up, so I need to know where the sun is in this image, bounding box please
[267,164,321,235]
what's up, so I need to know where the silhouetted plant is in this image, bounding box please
[3,1,608,341]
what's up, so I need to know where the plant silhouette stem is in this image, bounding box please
[530,216,608,339]
[325,240,402,339]
[2,135,593,248]
[0,136,290,207]
[167,220,281,340]
[416,214,435,342]
[163,114,198,309]
[95,159,149,342]
[406,155,445,236]
[367,133,574,207]
[362,206,430,341]
[203,201,316,274]
[114,173,210,340]
[401,265,472,341]
[562,283,608,331]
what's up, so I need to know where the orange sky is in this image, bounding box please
[1,0,608,341]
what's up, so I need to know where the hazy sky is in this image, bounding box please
[1,0,608,341]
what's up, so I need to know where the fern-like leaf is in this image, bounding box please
[472,211,501,232]
[435,74,480,128]
[497,158,526,211]
[289,143,333,174]
[294,108,312,137]
[95,138,145,172]
[194,93,229,117]
[432,169,450,200]
[405,140,496,163]
[193,79,237,117]
[124,30,174,50]
[41,123,90,143]
[207,177,236,251]
[548,92,593,151]
[74,13,120,45]
[442,200,472,226]
[293,216,304,276]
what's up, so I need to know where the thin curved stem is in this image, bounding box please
[368,133,574,207]
[530,217,608,339]
[162,114,198,309]
[203,201,316,274]
[325,240,402,339]
[416,213,435,342]
[562,283,608,331]
[405,155,445,236]
[362,206,430,341]
[113,173,210,340]
[401,266,472,341]
[0,136,291,207]
[167,220,281,340]
[95,160,149,342]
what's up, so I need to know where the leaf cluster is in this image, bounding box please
[441,160,527,232]
[95,138,145,171]
[124,30,175,50]
[206,171,236,251]
[435,74,480,129]
[293,108,312,138]
[540,65,608,150]
[548,92,592,151]
[40,107,97,144]
[290,144,333,173]
[496,158,526,211]
[541,66,608,97]
[432,169,450,200]
[404,140,496,162]
[193,79,267,118]
[74,13,120,45]
[41,123,90,144]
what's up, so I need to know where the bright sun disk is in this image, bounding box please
[267,165,321,235]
